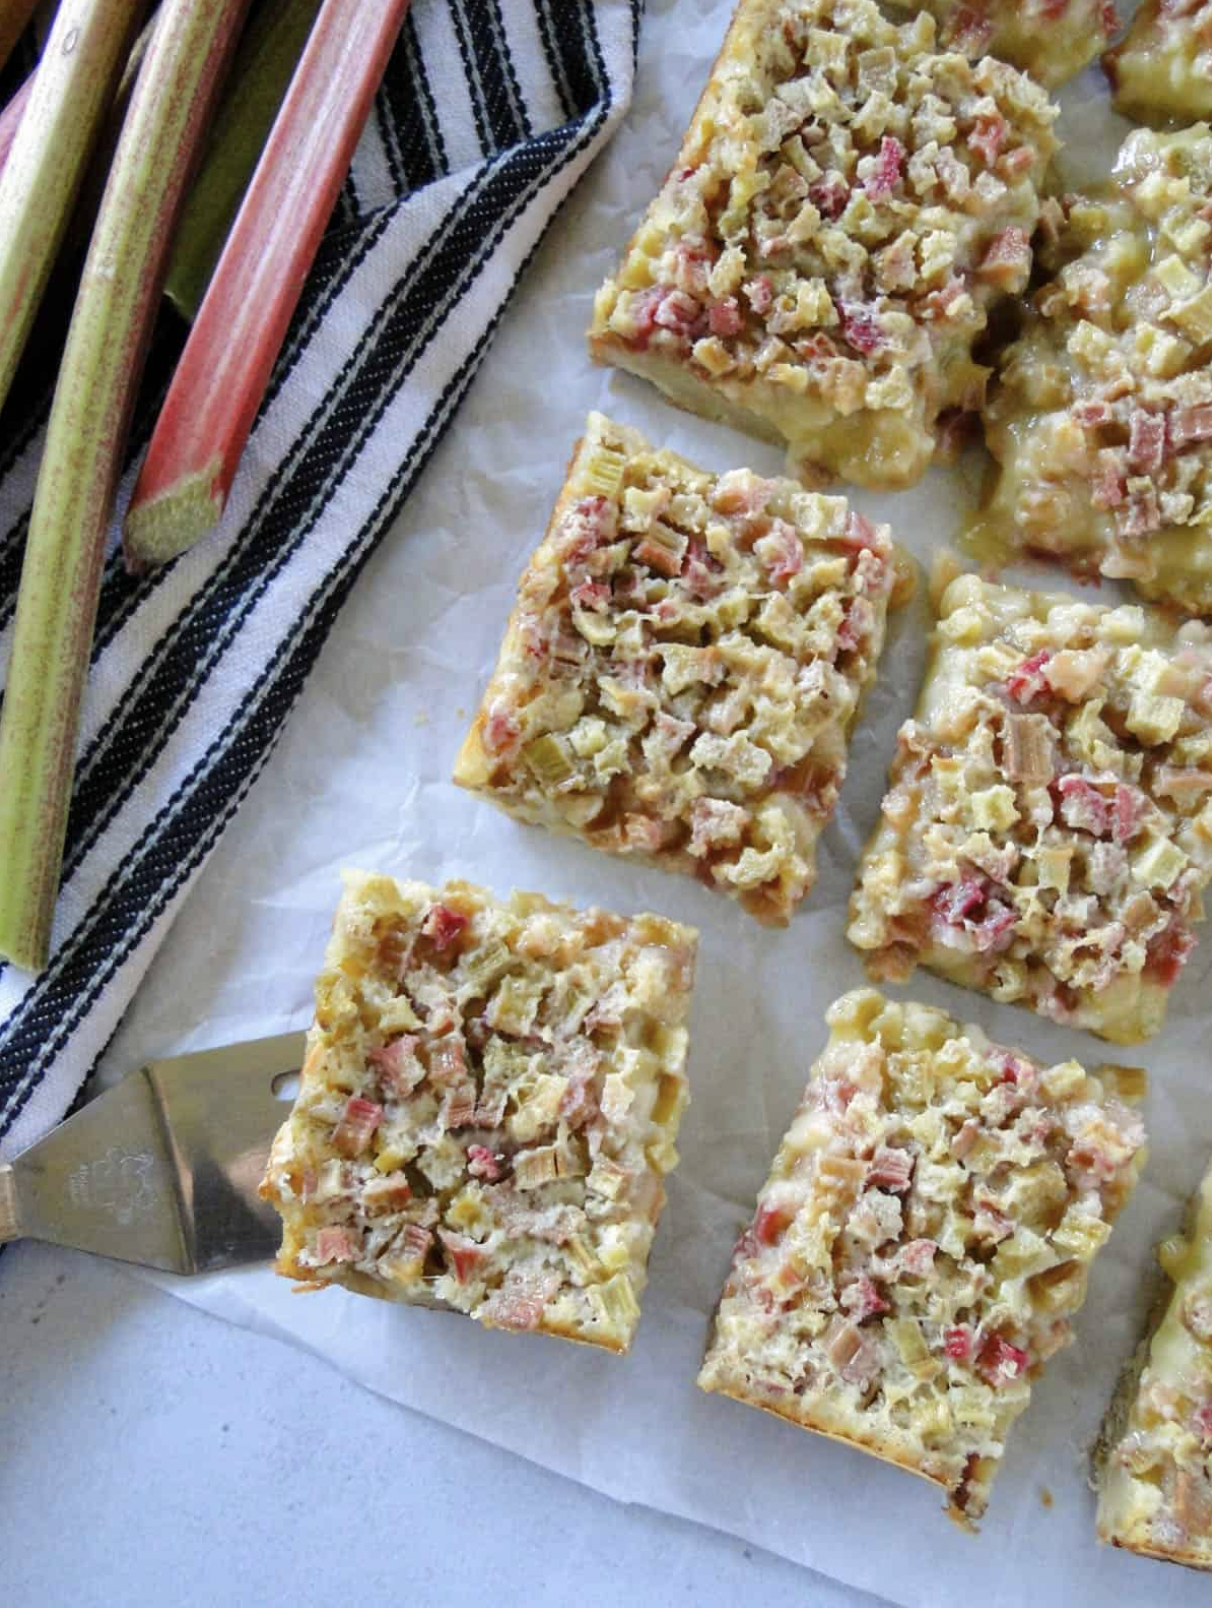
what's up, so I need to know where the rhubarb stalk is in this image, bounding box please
[0,0,251,973]
[123,0,411,571]
[0,65,30,173]
[0,0,145,418]
[0,0,41,78]
[164,0,322,324]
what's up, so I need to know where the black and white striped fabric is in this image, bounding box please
[0,0,639,1161]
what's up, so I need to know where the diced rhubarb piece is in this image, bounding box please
[368,1035,424,1097]
[1005,650,1052,705]
[438,1228,486,1284]
[315,1226,357,1264]
[977,1333,1029,1387]
[332,1096,382,1158]
[945,1325,973,1361]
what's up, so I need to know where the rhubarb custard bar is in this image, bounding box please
[588,0,1058,491]
[1105,2,1212,124]
[848,574,1212,1045]
[698,989,1147,1526]
[260,872,696,1352]
[886,0,1118,89]
[1096,1156,1212,1569]
[453,413,906,925]
[981,127,1212,615]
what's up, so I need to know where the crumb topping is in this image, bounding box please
[261,873,696,1352]
[699,989,1146,1526]
[982,127,1212,614]
[455,413,904,925]
[848,575,1212,1044]
[591,0,1057,487]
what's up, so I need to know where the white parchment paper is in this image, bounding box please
[97,4,1212,1602]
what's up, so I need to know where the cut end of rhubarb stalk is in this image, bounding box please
[0,921,51,974]
[123,459,225,572]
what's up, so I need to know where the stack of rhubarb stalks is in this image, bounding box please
[0,0,410,973]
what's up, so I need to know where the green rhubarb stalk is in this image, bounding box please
[0,0,251,973]
[0,0,144,419]
[123,0,410,570]
[0,0,41,78]
[164,0,321,323]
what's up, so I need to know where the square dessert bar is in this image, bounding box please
[886,0,1118,88]
[260,872,697,1353]
[698,988,1147,1526]
[588,0,1058,491]
[1097,1155,1212,1570]
[848,574,1212,1044]
[453,412,906,926]
[982,127,1212,615]
[1105,2,1212,124]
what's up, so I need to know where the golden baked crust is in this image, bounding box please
[848,574,1212,1044]
[260,871,696,1352]
[588,0,1058,490]
[887,0,1118,89]
[698,989,1146,1526]
[1096,1158,1212,1570]
[981,127,1212,614]
[1105,1,1212,124]
[454,412,906,925]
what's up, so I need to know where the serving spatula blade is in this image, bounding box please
[0,1030,306,1274]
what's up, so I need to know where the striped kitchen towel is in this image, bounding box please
[0,0,639,1160]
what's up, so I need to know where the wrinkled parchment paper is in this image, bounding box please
[99,3,1212,1602]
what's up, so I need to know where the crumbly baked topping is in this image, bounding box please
[848,574,1212,1044]
[698,988,1146,1527]
[454,413,905,926]
[1105,1,1212,124]
[260,872,696,1352]
[1097,1159,1212,1570]
[982,127,1212,615]
[887,0,1118,89]
[589,0,1058,490]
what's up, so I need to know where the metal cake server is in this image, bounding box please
[0,1031,306,1274]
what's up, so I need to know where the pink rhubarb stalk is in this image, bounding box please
[123,0,412,571]
[0,0,251,972]
[0,70,32,174]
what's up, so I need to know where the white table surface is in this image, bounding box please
[1,1240,890,1607]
